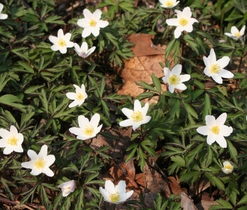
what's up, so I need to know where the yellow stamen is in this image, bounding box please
[58,39,66,47]
[131,111,143,122]
[210,64,220,74]
[109,192,120,203]
[165,0,174,7]
[89,20,97,27]
[179,18,188,26]
[7,136,18,146]
[169,75,180,85]
[225,165,233,170]
[84,125,94,136]
[211,126,220,134]
[34,158,45,169]
[234,31,240,38]
[76,93,84,101]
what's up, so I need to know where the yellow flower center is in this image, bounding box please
[7,136,18,146]
[225,164,233,170]
[169,75,180,85]
[34,158,45,169]
[84,125,94,136]
[179,18,188,26]
[234,31,241,38]
[76,92,84,101]
[211,126,220,134]
[210,64,220,74]
[89,20,97,27]
[109,192,120,203]
[58,39,66,47]
[131,111,143,122]
[165,0,174,7]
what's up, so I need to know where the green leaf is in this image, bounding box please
[0,94,25,112]
[227,140,237,163]
[152,73,162,93]
[210,199,233,209]
[238,194,247,205]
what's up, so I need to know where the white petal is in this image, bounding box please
[172,64,182,75]
[3,147,13,155]
[215,135,227,148]
[90,113,100,126]
[134,100,142,111]
[205,115,215,127]
[105,180,115,192]
[93,9,102,21]
[174,27,182,38]
[218,69,234,79]
[206,133,216,145]
[115,180,126,194]
[230,26,238,35]
[180,74,190,82]
[208,49,216,63]
[240,25,246,34]
[175,83,187,90]
[168,85,175,93]
[68,100,79,108]
[211,74,223,84]
[57,29,64,38]
[39,145,48,157]
[182,7,192,18]
[43,168,54,177]
[216,113,227,125]
[66,92,76,100]
[220,125,233,137]
[97,20,109,28]
[77,18,90,28]
[27,150,38,159]
[121,108,133,119]
[99,187,111,202]
[45,154,56,166]
[78,115,89,128]
[83,9,94,20]
[166,18,179,26]
[82,28,92,38]
[119,119,134,128]
[197,126,210,135]
[118,190,134,203]
[217,56,230,69]
[30,168,42,176]
[91,27,100,37]
[21,161,33,169]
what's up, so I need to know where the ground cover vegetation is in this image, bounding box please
[0,0,247,209]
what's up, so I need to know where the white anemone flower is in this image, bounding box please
[69,113,102,140]
[222,161,234,174]
[99,180,134,204]
[162,64,190,93]
[74,42,96,58]
[0,3,8,20]
[66,84,88,108]
[58,180,76,197]
[166,7,198,38]
[0,125,23,155]
[49,29,74,54]
[203,48,233,84]
[196,113,233,148]
[77,9,109,38]
[159,0,179,8]
[21,145,55,177]
[224,25,246,40]
[119,100,151,131]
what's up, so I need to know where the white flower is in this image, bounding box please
[203,48,233,84]
[222,161,234,174]
[224,25,246,40]
[196,113,233,148]
[0,3,8,20]
[166,7,198,38]
[21,145,55,177]
[119,100,151,131]
[0,125,23,155]
[74,42,96,58]
[162,64,190,93]
[66,84,88,108]
[77,9,109,38]
[159,0,179,8]
[69,113,102,140]
[49,29,74,54]
[99,180,134,204]
[58,180,76,197]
